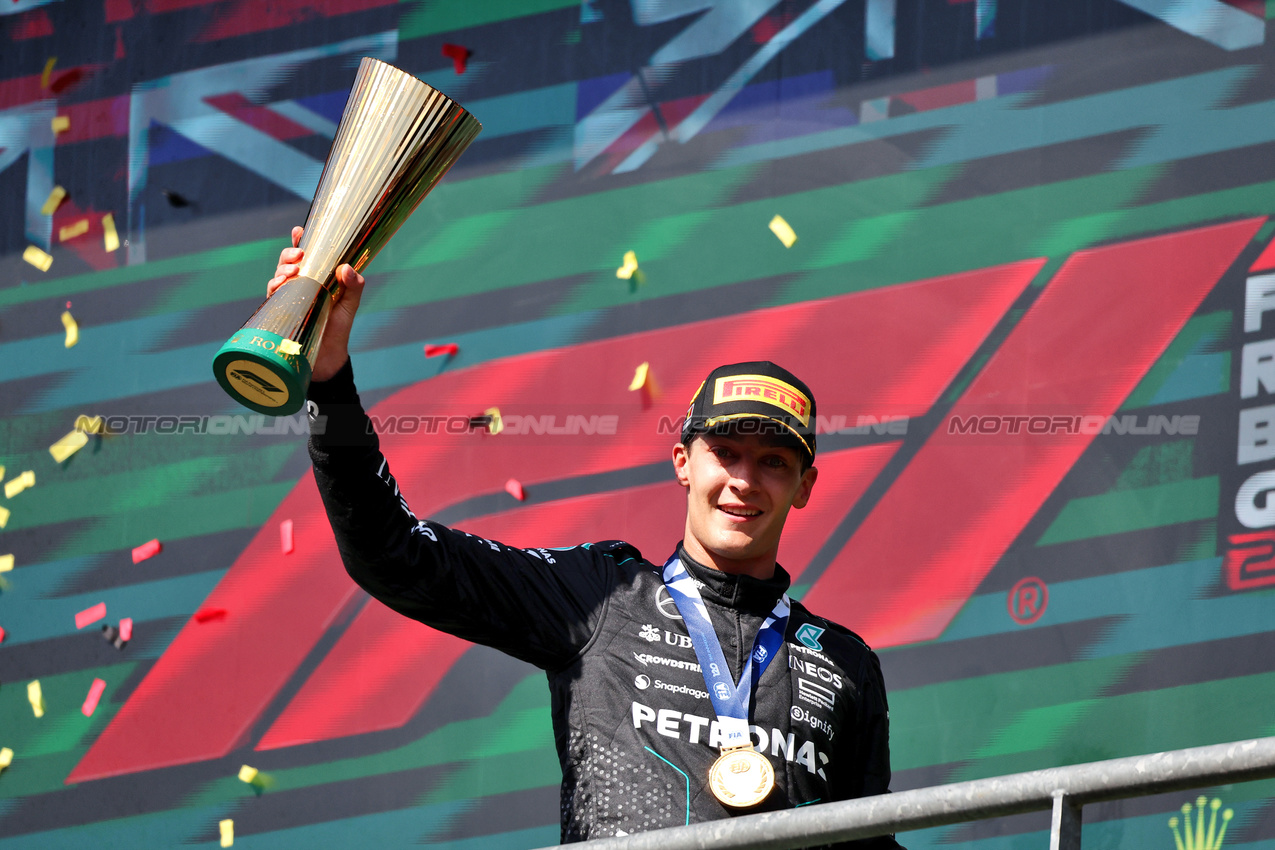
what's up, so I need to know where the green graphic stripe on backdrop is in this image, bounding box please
[0,166,564,313]
[400,0,580,41]
[0,662,134,798]
[927,557,1275,660]
[943,669,1275,784]
[1037,477,1218,546]
[152,165,566,318]
[0,799,470,850]
[185,672,552,809]
[46,480,295,560]
[903,795,1275,850]
[718,66,1255,175]
[0,568,224,646]
[1122,312,1232,409]
[0,445,297,533]
[418,745,560,807]
[365,163,763,309]
[888,655,1139,770]
[550,168,955,315]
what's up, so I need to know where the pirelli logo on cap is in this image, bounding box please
[713,375,811,426]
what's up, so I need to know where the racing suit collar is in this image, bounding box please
[674,542,791,615]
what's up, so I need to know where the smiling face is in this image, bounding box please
[672,425,818,580]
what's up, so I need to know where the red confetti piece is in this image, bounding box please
[194,607,227,623]
[441,43,471,74]
[82,678,106,717]
[49,67,84,95]
[424,343,459,358]
[0,626,6,643]
[76,602,106,629]
[132,538,162,563]
[280,519,294,554]
[118,618,133,642]
[505,478,525,501]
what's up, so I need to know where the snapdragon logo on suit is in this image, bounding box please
[635,675,651,690]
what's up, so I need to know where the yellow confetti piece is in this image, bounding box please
[41,57,56,89]
[616,250,639,280]
[75,415,105,434]
[485,406,503,435]
[23,245,53,272]
[27,681,44,718]
[51,115,69,134]
[0,747,12,770]
[277,339,301,356]
[769,214,797,248]
[41,185,66,216]
[238,765,259,784]
[0,554,13,572]
[220,818,234,847]
[102,213,120,252]
[0,506,9,529]
[4,471,35,499]
[59,218,89,241]
[629,362,650,391]
[49,430,88,463]
[62,310,79,348]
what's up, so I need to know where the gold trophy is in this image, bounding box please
[213,57,482,415]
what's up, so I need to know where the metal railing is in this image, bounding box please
[540,736,1275,850]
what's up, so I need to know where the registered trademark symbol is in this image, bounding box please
[1008,576,1048,625]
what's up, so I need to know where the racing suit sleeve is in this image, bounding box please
[306,359,612,670]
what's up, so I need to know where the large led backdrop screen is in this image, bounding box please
[2,0,1275,847]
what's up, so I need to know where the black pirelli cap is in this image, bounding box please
[681,361,816,461]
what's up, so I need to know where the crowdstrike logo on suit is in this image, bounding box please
[632,652,701,673]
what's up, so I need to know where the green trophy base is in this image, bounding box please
[213,328,311,416]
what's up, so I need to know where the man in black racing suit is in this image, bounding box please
[271,230,902,847]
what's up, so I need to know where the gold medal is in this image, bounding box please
[709,745,774,808]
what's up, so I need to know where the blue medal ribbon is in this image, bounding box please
[661,554,790,749]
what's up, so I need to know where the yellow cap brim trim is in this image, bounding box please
[702,412,813,459]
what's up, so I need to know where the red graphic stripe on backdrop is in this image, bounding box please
[1221,0,1265,20]
[807,218,1265,649]
[896,80,978,113]
[255,444,898,749]
[69,259,1038,780]
[0,66,108,113]
[1250,236,1275,272]
[195,0,398,42]
[203,93,314,142]
[11,8,54,40]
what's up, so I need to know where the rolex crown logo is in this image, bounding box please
[1169,796,1233,850]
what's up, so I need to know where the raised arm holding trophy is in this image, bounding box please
[212,57,482,415]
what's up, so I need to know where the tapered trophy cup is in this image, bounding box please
[213,57,482,415]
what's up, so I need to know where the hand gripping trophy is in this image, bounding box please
[213,58,482,415]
